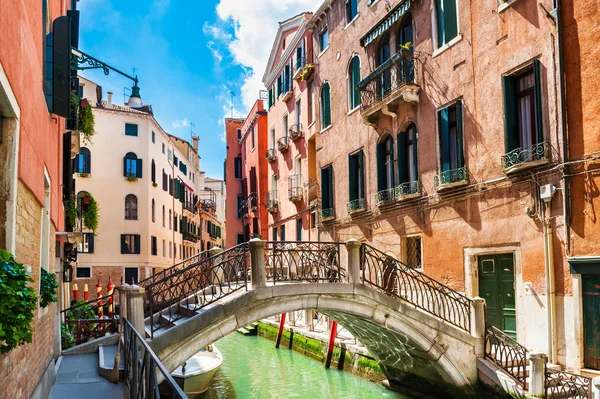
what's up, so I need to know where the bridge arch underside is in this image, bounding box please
[150,284,480,399]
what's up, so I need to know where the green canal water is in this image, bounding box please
[203,332,414,399]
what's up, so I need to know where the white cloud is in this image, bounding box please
[216,87,245,142]
[210,0,322,114]
[172,118,189,128]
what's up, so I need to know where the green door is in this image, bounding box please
[478,254,516,338]
[583,275,600,369]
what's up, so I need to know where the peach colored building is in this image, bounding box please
[224,118,245,247]
[306,0,575,376]
[263,12,318,242]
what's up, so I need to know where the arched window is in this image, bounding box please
[320,82,331,129]
[376,135,395,200]
[348,56,361,110]
[162,205,165,227]
[169,209,172,230]
[398,13,415,83]
[76,147,91,174]
[377,34,392,97]
[125,194,138,220]
[151,159,156,184]
[397,124,419,188]
[151,199,155,223]
[124,152,142,178]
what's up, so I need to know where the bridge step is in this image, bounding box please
[98,344,124,380]
[237,328,251,335]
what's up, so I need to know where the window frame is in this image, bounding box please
[437,100,464,174]
[121,234,141,255]
[75,266,92,279]
[125,123,139,137]
[77,232,95,254]
[320,82,332,130]
[125,194,138,220]
[348,56,361,111]
[402,234,423,270]
[319,28,329,54]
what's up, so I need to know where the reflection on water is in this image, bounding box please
[202,332,413,399]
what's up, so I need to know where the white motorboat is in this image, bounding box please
[170,345,223,398]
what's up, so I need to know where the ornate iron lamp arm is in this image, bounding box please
[70,47,138,85]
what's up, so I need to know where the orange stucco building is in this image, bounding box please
[224,118,245,248]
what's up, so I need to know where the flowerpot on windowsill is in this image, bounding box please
[78,172,90,178]
[152,182,158,187]
[126,176,138,182]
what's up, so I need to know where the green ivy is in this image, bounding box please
[80,103,95,145]
[0,250,38,354]
[82,193,99,233]
[65,300,95,321]
[61,323,75,350]
[65,194,78,231]
[40,268,59,308]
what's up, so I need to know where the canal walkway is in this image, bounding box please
[48,353,127,399]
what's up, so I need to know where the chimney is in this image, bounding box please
[192,136,199,152]
[107,92,113,105]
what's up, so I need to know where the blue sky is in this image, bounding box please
[78,0,321,180]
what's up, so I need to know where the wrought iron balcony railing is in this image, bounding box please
[289,123,303,141]
[293,51,315,81]
[266,148,276,161]
[288,174,303,202]
[277,137,289,152]
[183,231,199,243]
[358,50,417,116]
[501,141,549,172]
[375,187,395,206]
[266,190,278,213]
[306,178,319,204]
[184,202,196,213]
[347,198,366,213]
[395,180,421,200]
[434,166,468,190]
[321,208,335,220]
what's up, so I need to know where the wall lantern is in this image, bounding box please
[63,262,73,283]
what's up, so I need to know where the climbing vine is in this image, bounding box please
[0,250,38,354]
[39,268,59,308]
[80,101,95,145]
[81,193,99,233]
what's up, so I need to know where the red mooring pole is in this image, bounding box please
[325,321,338,368]
[275,313,287,349]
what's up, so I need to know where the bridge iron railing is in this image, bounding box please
[360,243,472,332]
[138,249,211,288]
[264,241,343,284]
[484,324,528,389]
[545,368,592,399]
[145,243,250,337]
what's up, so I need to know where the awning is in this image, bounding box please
[568,257,600,274]
[360,0,412,47]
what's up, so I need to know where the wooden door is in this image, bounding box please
[583,275,600,369]
[478,254,516,338]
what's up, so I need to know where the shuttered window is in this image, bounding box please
[234,157,242,179]
[435,0,458,47]
[77,233,94,254]
[125,194,138,220]
[151,236,157,256]
[438,100,464,172]
[348,150,364,201]
[151,160,156,183]
[121,234,140,254]
[397,124,419,184]
[321,83,331,129]
[125,123,138,136]
[321,165,334,210]
[376,136,395,191]
[75,147,91,174]
[124,152,142,178]
[346,0,358,23]
[349,56,361,110]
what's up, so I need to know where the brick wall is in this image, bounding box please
[0,181,57,399]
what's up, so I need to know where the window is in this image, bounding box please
[280,224,286,241]
[397,124,419,185]
[162,143,165,153]
[174,155,179,167]
[348,150,365,204]
[125,123,138,136]
[283,114,288,138]
[295,99,302,127]
[270,128,276,150]
[376,135,395,193]
[125,194,138,220]
[251,126,255,149]
[151,199,155,223]
[311,211,316,228]
[403,236,422,269]
[348,56,361,110]
[321,83,331,129]
[151,236,157,256]
[296,218,302,241]
[308,81,313,124]
[321,165,334,215]
[124,267,138,284]
[152,131,155,143]
[169,241,172,258]
[502,61,544,160]
[162,205,165,227]
[168,149,173,162]
[438,100,464,175]
[163,239,166,257]
[237,128,242,140]
[273,227,278,242]
[234,156,242,179]
[162,169,167,191]
[268,86,274,109]
[435,0,458,48]
[319,28,329,52]
[76,267,91,279]
[346,0,358,23]
[121,234,141,254]
[377,34,392,96]
[77,233,94,254]
[169,209,172,229]
[42,0,52,111]
[124,152,142,178]
[75,147,91,174]
[151,159,156,184]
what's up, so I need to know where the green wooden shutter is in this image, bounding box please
[413,126,419,178]
[123,157,128,177]
[443,0,458,43]
[268,88,273,108]
[358,150,365,199]
[120,234,127,254]
[436,0,445,46]
[502,75,518,152]
[322,84,331,127]
[349,154,358,201]
[134,235,141,254]
[376,141,386,191]
[533,59,544,144]
[352,58,361,108]
[397,131,408,184]
[388,136,395,187]
[456,100,464,168]
[321,167,331,209]
[439,107,450,172]
[136,159,143,178]
[328,165,334,210]
[89,234,94,253]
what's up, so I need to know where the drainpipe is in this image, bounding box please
[541,184,558,364]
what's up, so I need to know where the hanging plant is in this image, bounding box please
[80,101,95,145]
[299,64,315,81]
[126,175,138,182]
[0,250,38,354]
[81,193,99,234]
[69,92,81,131]
[40,268,59,308]
[65,194,78,231]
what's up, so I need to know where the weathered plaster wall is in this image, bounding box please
[225,119,244,248]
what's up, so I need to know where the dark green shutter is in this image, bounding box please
[52,16,70,118]
[533,59,544,144]
[397,132,408,184]
[136,159,143,178]
[502,75,518,152]
[439,107,450,172]
[349,154,358,201]
[123,157,128,177]
[388,137,395,187]
[321,167,331,209]
[443,0,458,43]
[120,234,127,254]
[358,150,365,199]
[376,141,386,191]
[89,234,94,253]
[413,126,419,178]
[328,165,334,210]
[436,0,445,46]
[456,100,464,168]
[322,84,331,127]
[352,58,361,108]
[134,235,141,254]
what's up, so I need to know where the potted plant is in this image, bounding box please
[79,172,89,178]
[152,182,158,187]
[126,175,138,182]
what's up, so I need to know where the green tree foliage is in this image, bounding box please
[40,268,59,308]
[0,250,38,354]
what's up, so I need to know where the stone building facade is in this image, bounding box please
[224,118,245,248]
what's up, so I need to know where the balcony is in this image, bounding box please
[321,208,335,221]
[501,141,550,174]
[289,123,303,141]
[394,180,421,201]
[183,231,199,243]
[288,174,303,203]
[347,198,366,214]
[306,178,319,207]
[281,77,293,101]
[357,50,419,127]
[184,202,197,214]
[293,52,315,81]
[374,188,395,207]
[266,148,277,162]
[277,137,289,152]
[434,167,468,191]
[266,190,278,213]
